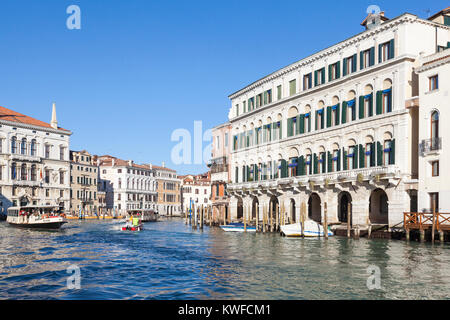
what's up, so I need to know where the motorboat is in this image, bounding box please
[280,220,334,237]
[7,205,67,229]
[220,222,257,232]
[121,216,143,231]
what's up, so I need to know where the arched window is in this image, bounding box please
[31,139,37,156]
[31,165,37,181]
[431,111,439,139]
[21,138,27,155]
[11,162,17,180]
[21,163,27,180]
[11,137,17,154]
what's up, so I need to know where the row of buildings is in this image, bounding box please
[0,104,182,216]
[208,8,450,229]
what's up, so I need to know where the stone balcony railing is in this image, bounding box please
[228,165,400,192]
[10,154,41,162]
[419,137,442,156]
[12,180,42,187]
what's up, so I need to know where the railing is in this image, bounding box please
[404,212,450,231]
[229,165,398,190]
[420,137,442,155]
[210,164,228,174]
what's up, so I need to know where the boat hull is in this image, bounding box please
[220,223,257,232]
[280,221,333,237]
[8,221,67,230]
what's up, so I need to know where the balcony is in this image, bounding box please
[228,165,399,193]
[13,180,42,187]
[209,156,228,173]
[420,137,442,156]
[10,154,41,163]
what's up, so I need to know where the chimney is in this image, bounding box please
[128,160,133,166]
[50,102,58,129]
[162,161,165,168]
[112,159,115,166]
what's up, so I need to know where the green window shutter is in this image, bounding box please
[281,159,287,178]
[299,114,305,134]
[326,107,332,128]
[369,47,375,66]
[321,68,325,84]
[315,111,318,130]
[327,152,332,173]
[369,94,374,117]
[289,80,296,96]
[255,164,259,181]
[321,109,325,129]
[263,125,267,143]
[335,103,340,126]
[337,149,341,172]
[378,43,383,63]
[447,42,450,48]
[343,58,348,77]
[390,139,395,165]
[336,61,341,79]
[235,167,239,183]
[353,146,358,169]
[299,156,305,176]
[359,144,365,168]
[313,154,318,174]
[343,148,348,171]
[308,116,311,132]
[352,54,357,73]
[377,142,383,166]
[264,92,268,105]
[445,16,450,26]
[360,51,364,70]
[314,70,318,86]
[279,122,282,139]
[287,118,293,137]
[359,96,365,119]
[328,64,332,81]
[342,101,347,124]
[277,85,282,100]
[389,39,395,59]
[370,142,376,167]
[376,91,383,115]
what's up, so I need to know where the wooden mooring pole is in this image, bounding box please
[347,202,352,239]
[244,205,247,232]
[324,202,328,240]
[432,201,436,244]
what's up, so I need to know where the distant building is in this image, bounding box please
[154,162,181,216]
[0,103,71,213]
[180,172,211,213]
[209,122,231,223]
[96,155,157,215]
[69,150,100,215]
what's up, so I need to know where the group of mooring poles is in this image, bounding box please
[185,204,213,230]
[405,201,445,244]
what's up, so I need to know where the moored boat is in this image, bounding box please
[220,222,257,232]
[280,220,333,237]
[7,205,67,229]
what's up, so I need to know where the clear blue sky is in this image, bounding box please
[0,0,447,175]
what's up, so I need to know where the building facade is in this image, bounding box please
[97,155,157,215]
[226,10,450,230]
[415,47,450,213]
[154,163,181,216]
[209,122,232,223]
[0,104,71,213]
[69,150,100,215]
[180,172,211,213]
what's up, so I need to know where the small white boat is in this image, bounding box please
[7,205,67,229]
[280,220,333,237]
[220,223,257,232]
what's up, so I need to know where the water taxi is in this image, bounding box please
[280,220,334,237]
[7,205,67,229]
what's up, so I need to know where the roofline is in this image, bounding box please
[428,7,450,21]
[227,11,446,99]
[0,119,72,135]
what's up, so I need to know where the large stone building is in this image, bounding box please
[225,8,450,231]
[69,150,100,215]
[154,163,181,216]
[209,122,232,223]
[96,155,157,215]
[0,103,71,213]
[180,172,211,214]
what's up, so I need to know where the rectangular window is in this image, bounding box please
[303,73,312,90]
[380,42,390,62]
[224,133,228,147]
[277,85,282,100]
[242,101,246,113]
[329,62,340,81]
[431,161,439,177]
[348,146,356,169]
[383,140,392,166]
[235,104,239,117]
[429,75,439,91]
[289,80,296,96]
[316,69,325,86]
[45,145,51,159]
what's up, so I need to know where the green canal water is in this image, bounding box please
[0,218,448,299]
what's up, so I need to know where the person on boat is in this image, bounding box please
[132,216,140,227]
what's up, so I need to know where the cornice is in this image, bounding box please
[228,13,446,100]
[0,119,72,136]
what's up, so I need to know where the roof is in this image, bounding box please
[0,105,70,133]
[97,155,152,170]
[152,165,176,173]
[428,7,450,21]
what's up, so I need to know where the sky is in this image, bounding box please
[0,0,447,175]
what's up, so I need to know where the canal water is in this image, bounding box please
[0,218,449,300]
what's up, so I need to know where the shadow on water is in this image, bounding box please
[0,219,449,299]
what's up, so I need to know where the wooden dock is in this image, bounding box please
[404,212,450,242]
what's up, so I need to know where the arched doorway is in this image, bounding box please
[251,197,259,221]
[237,197,243,220]
[269,196,279,227]
[338,192,352,224]
[308,193,321,223]
[289,199,296,224]
[369,189,389,224]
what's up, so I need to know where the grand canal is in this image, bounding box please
[0,218,449,300]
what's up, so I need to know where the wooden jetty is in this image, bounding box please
[404,212,450,243]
